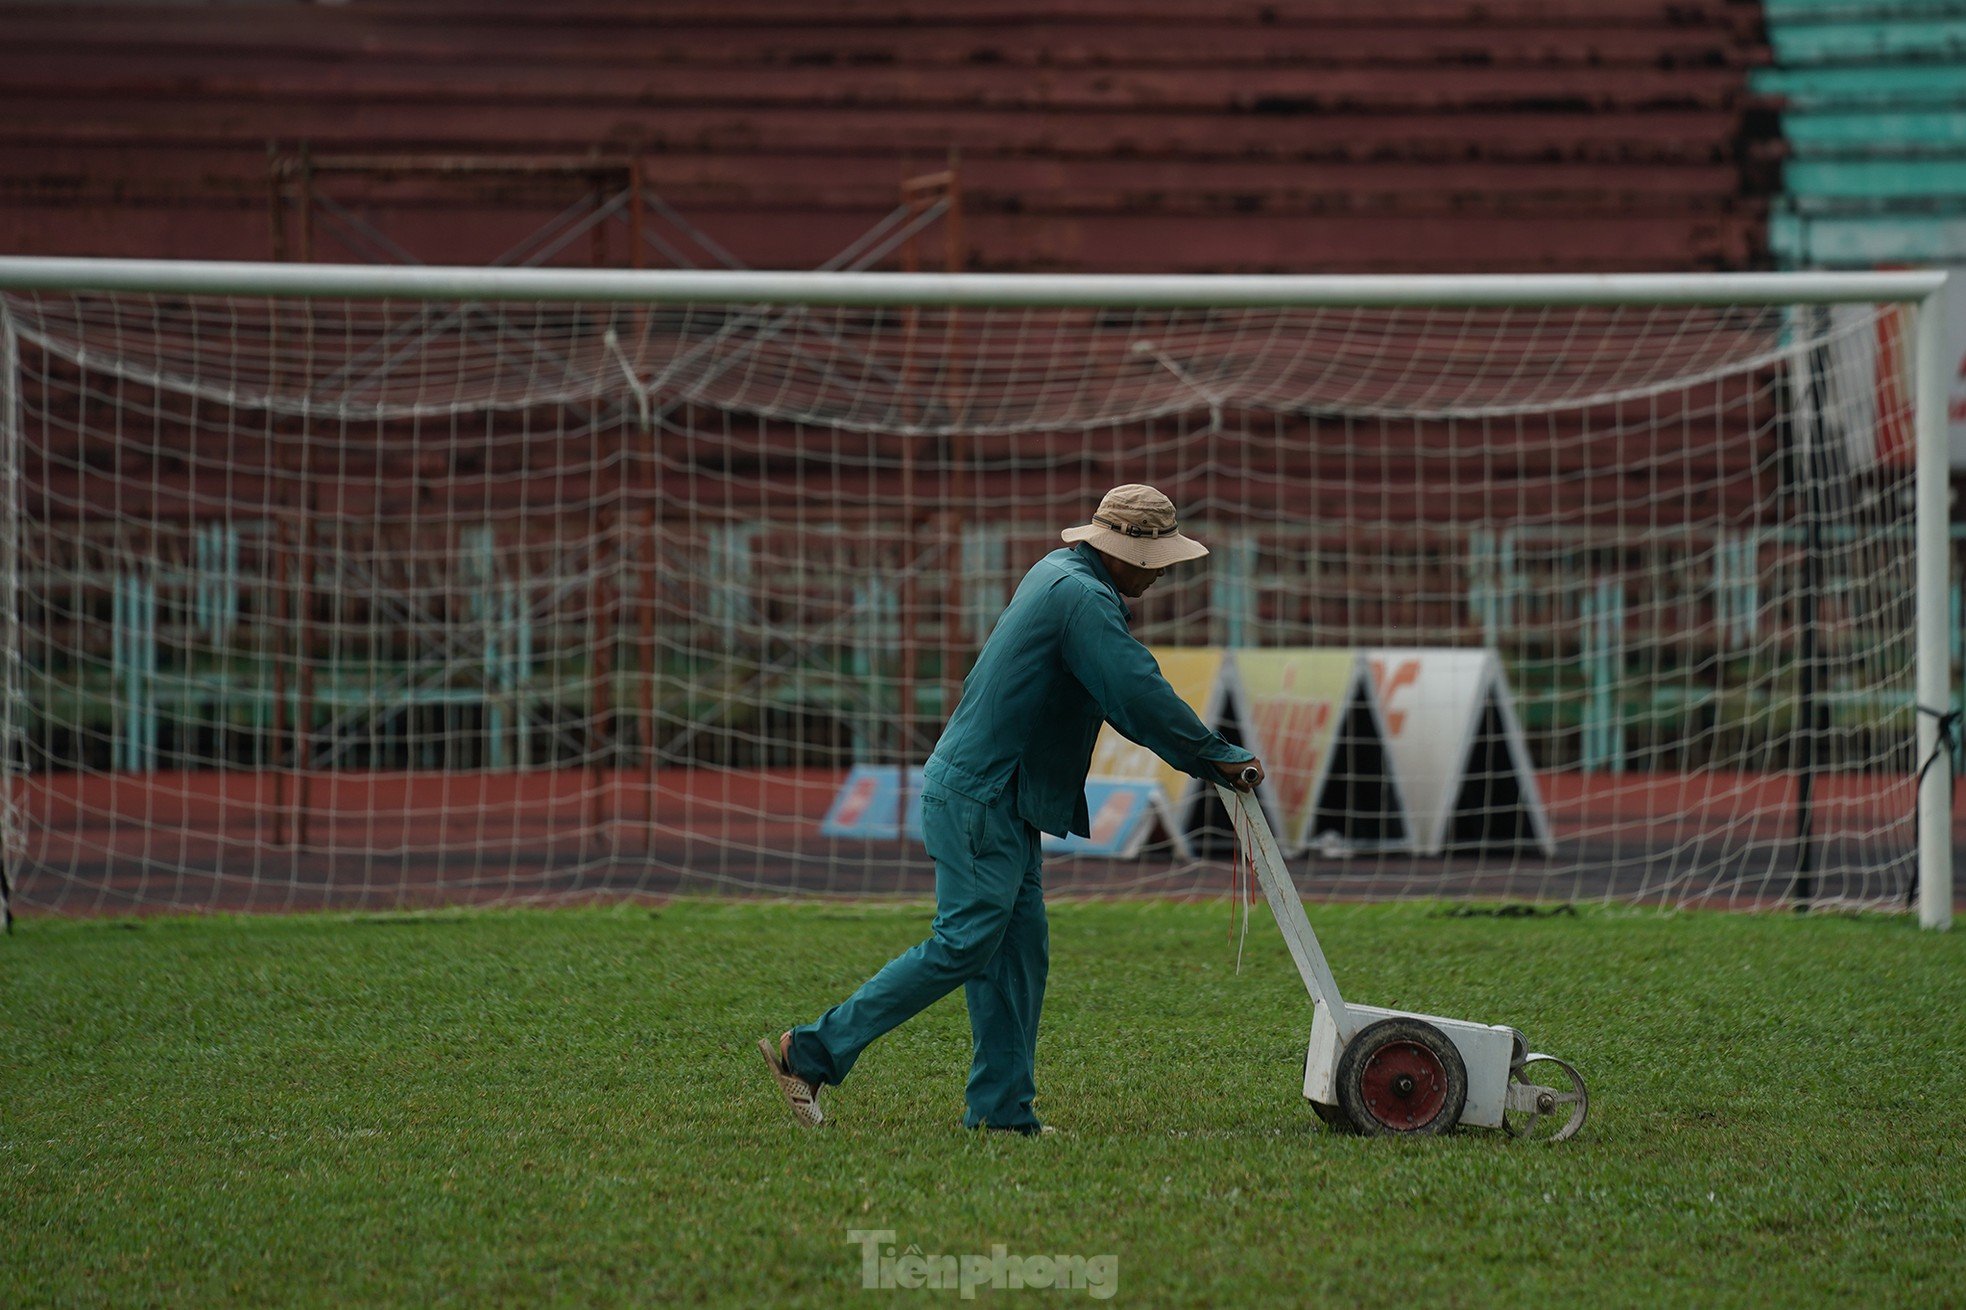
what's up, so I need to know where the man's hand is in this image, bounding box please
[1215,758,1265,791]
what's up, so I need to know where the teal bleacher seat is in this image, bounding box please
[1754,1,1966,265]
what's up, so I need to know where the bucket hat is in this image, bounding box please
[1060,483,1209,569]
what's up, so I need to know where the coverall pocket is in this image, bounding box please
[919,787,986,864]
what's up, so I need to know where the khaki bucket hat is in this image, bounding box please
[1060,484,1210,569]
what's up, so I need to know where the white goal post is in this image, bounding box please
[0,257,1951,928]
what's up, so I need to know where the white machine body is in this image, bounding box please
[1303,1002,1516,1130]
[1213,783,1587,1139]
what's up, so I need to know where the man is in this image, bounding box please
[759,484,1264,1133]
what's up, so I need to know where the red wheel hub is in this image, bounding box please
[1358,1039,1450,1130]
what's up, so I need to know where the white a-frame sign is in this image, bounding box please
[1366,649,1554,857]
[1231,649,1412,856]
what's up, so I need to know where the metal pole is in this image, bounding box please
[897,183,922,767]
[271,520,290,846]
[294,510,315,847]
[0,259,1944,309]
[1916,288,1954,930]
[267,146,288,262]
[296,145,315,264]
[936,157,967,731]
[0,308,19,930]
[583,509,620,855]
[1794,308,1831,911]
[640,507,658,841]
[628,158,646,272]
[590,180,608,267]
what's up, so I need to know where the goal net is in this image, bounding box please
[0,262,1951,922]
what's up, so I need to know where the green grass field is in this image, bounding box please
[4,899,1963,1307]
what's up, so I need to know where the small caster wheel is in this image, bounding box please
[1334,1017,1468,1136]
[1503,1054,1588,1143]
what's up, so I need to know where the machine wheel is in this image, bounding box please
[1333,1017,1468,1136]
[1503,1054,1589,1143]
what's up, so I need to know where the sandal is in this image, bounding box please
[758,1032,825,1128]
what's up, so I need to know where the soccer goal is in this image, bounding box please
[0,258,1951,927]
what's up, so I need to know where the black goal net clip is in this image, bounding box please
[1916,704,1961,790]
[1908,704,1962,909]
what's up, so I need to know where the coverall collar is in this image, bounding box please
[1070,541,1133,621]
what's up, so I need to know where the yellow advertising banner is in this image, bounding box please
[1088,646,1226,802]
[1234,649,1355,847]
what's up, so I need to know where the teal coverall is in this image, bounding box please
[786,542,1253,1130]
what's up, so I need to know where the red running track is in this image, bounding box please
[9,767,1958,915]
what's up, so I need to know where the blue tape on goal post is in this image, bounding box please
[819,765,928,839]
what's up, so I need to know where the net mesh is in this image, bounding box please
[0,288,1931,913]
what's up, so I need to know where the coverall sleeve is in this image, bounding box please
[1059,590,1255,779]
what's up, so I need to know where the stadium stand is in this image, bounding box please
[1,0,1774,272]
[1753,0,1966,267]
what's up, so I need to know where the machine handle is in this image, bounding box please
[1214,784,1353,1040]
